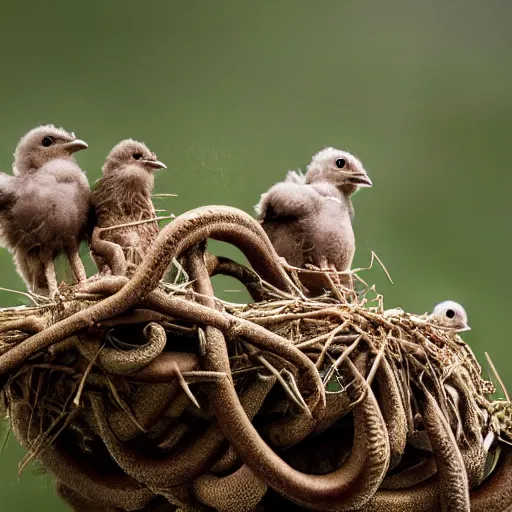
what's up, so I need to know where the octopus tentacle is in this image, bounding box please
[10,400,154,511]
[88,374,276,488]
[374,359,408,470]
[205,253,275,302]
[99,323,167,375]
[381,456,437,489]
[55,481,122,512]
[447,369,487,488]
[354,479,440,511]
[62,323,167,377]
[0,206,296,374]
[107,382,180,441]
[210,445,240,473]
[186,246,390,511]
[89,392,226,487]
[211,375,278,473]
[193,465,267,512]
[471,445,512,511]
[423,389,470,511]
[261,383,351,449]
[145,291,325,413]
[129,352,199,382]
[358,445,512,511]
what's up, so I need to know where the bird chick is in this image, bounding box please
[90,139,166,276]
[255,147,372,294]
[0,125,90,298]
[429,300,470,332]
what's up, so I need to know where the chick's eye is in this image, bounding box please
[42,137,54,147]
[335,158,346,169]
[446,309,455,319]
[133,153,142,160]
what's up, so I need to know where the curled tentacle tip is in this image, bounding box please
[143,321,164,339]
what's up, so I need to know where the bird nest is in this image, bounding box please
[0,206,511,512]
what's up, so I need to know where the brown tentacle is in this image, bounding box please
[149,485,192,511]
[89,392,225,487]
[96,309,175,328]
[354,479,440,511]
[374,359,408,470]
[10,400,154,511]
[88,374,276,488]
[447,369,487,488]
[408,430,433,452]
[94,352,199,441]
[145,291,325,412]
[314,389,353,434]
[186,247,390,511]
[423,389,470,511]
[471,445,512,511]
[63,323,168,377]
[187,244,315,452]
[107,381,180,441]
[206,347,390,510]
[359,444,512,510]
[261,388,351,449]
[193,464,267,512]
[0,206,295,374]
[381,456,438,489]
[99,323,167,375]
[0,316,45,334]
[205,253,270,302]
[210,375,277,473]
[210,445,240,473]
[17,274,323,416]
[353,341,407,472]
[356,445,512,511]
[129,352,199,382]
[55,481,122,512]
[90,226,127,276]
[156,419,191,451]
[260,411,315,450]
[392,359,415,434]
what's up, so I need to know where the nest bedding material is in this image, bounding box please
[0,205,510,512]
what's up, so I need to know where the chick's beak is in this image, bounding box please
[456,323,471,333]
[64,139,89,153]
[347,171,373,187]
[141,159,167,170]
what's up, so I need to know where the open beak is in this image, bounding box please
[346,172,373,187]
[141,159,167,170]
[64,139,88,153]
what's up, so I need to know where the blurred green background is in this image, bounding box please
[0,0,511,509]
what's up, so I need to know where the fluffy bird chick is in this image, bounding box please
[90,139,166,276]
[429,300,470,332]
[0,125,90,298]
[255,147,372,293]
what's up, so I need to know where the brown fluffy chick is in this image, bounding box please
[255,147,372,294]
[90,139,166,276]
[0,125,90,298]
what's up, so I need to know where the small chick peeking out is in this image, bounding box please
[255,147,372,294]
[0,125,90,298]
[90,139,166,276]
[429,301,471,332]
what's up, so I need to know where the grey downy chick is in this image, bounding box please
[429,300,470,332]
[255,147,372,294]
[90,139,166,276]
[0,125,90,298]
